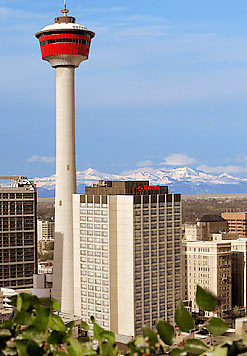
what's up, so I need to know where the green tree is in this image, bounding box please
[39,251,54,261]
[0,286,245,356]
[45,242,54,251]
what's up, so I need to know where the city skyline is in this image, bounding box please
[1,1,247,178]
[1,1,247,348]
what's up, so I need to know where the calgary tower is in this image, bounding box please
[35,1,95,313]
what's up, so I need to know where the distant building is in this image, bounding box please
[71,180,182,337]
[221,212,247,237]
[0,290,3,309]
[231,238,247,308]
[37,220,54,254]
[0,308,14,323]
[37,220,54,242]
[38,261,53,274]
[184,215,228,241]
[183,222,247,316]
[0,176,37,289]
[183,238,232,314]
[0,289,15,322]
[32,273,53,299]
[0,286,83,337]
[197,215,228,241]
[184,224,197,241]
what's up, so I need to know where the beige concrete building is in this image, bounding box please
[37,220,54,242]
[231,238,247,308]
[221,212,247,237]
[184,215,228,242]
[183,228,247,314]
[183,238,232,314]
[184,224,197,241]
[0,176,37,289]
[72,181,182,337]
[0,290,3,309]
[37,220,54,254]
[197,215,228,241]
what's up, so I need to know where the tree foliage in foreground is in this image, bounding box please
[0,285,246,355]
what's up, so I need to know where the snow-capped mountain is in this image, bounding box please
[33,167,247,197]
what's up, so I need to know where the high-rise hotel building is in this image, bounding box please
[72,180,182,337]
[0,177,37,289]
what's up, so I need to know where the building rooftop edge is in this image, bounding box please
[198,214,226,222]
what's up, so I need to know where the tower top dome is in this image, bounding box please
[35,1,95,39]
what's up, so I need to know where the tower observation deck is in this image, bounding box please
[35,3,95,67]
[35,4,95,314]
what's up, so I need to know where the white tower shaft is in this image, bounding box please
[36,5,94,314]
[52,67,76,313]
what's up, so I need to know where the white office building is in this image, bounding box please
[73,180,182,337]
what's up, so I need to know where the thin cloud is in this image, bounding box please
[0,6,49,22]
[137,160,153,167]
[0,7,8,15]
[233,154,247,164]
[117,25,170,39]
[82,6,127,14]
[197,164,247,175]
[27,155,55,164]
[161,153,197,166]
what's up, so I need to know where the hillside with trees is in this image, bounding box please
[182,196,247,224]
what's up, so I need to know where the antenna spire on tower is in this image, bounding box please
[61,0,69,16]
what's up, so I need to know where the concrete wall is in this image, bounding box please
[115,195,135,337]
[109,196,118,333]
[73,194,81,316]
[52,67,76,314]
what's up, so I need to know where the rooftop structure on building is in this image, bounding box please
[184,214,228,241]
[199,215,227,223]
[0,176,36,191]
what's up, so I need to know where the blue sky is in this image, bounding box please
[1,0,247,178]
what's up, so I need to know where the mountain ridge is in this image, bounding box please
[33,167,247,197]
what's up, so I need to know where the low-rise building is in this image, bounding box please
[37,220,54,254]
[0,290,3,309]
[231,238,247,308]
[184,224,197,241]
[184,215,228,242]
[183,239,232,314]
[37,220,54,242]
[38,261,53,274]
[221,212,247,237]
[183,226,247,318]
